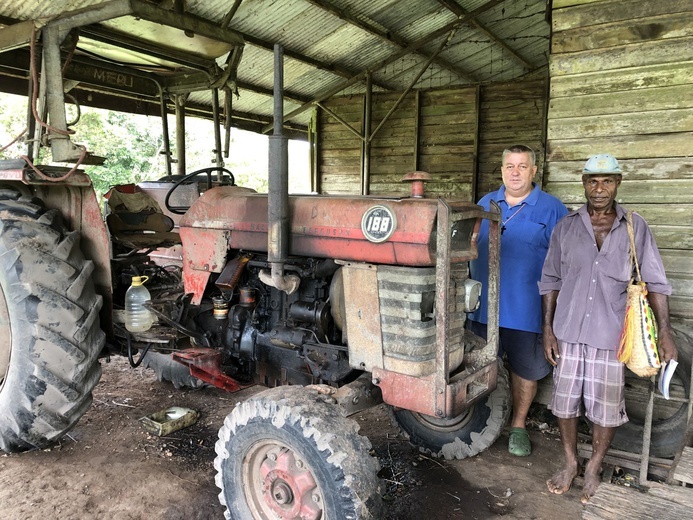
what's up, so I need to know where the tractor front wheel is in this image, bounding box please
[214,386,383,519]
[390,359,511,460]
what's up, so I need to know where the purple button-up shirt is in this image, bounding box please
[539,203,671,351]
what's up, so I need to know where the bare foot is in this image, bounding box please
[546,461,579,495]
[580,467,601,504]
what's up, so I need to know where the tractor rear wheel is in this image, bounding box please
[214,386,383,519]
[0,192,104,452]
[390,359,511,459]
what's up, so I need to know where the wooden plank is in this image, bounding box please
[319,149,361,159]
[670,274,693,299]
[672,443,693,484]
[547,133,693,161]
[480,79,547,101]
[661,250,693,275]
[419,144,476,155]
[546,180,693,204]
[553,12,693,53]
[546,158,693,182]
[548,108,693,139]
[647,481,693,506]
[419,132,478,147]
[551,61,693,98]
[549,85,693,119]
[368,172,473,184]
[420,91,477,106]
[670,295,693,319]
[553,0,689,32]
[627,205,693,227]
[582,482,693,520]
[550,37,693,76]
[420,105,477,118]
[553,0,608,10]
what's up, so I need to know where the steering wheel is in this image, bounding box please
[164,166,235,215]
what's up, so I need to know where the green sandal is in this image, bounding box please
[508,427,532,457]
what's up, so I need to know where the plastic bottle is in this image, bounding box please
[125,275,153,332]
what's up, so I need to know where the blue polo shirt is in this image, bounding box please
[468,183,568,333]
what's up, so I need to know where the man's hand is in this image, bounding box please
[657,326,678,364]
[541,291,560,366]
[543,329,560,366]
[647,292,677,363]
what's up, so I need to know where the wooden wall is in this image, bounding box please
[477,78,548,197]
[317,78,547,202]
[546,0,693,326]
[317,88,477,199]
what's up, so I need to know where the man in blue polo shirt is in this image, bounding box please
[468,144,568,456]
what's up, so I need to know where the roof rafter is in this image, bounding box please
[268,0,507,132]
[304,0,477,83]
[436,0,534,70]
[235,30,396,92]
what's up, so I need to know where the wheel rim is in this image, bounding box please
[0,283,11,390]
[410,407,475,433]
[243,440,324,520]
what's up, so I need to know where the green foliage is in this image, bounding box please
[0,95,29,158]
[74,110,166,198]
[0,94,310,199]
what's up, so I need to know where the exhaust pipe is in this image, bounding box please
[260,44,300,294]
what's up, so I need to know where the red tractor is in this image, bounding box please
[0,5,506,519]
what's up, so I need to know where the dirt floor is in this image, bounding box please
[0,356,587,520]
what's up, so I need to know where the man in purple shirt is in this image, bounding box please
[539,154,677,504]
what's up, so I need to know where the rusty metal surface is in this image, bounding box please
[178,227,223,305]
[172,347,253,393]
[341,263,384,371]
[331,373,383,416]
[179,186,454,266]
[373,359,497,418]
[368,199,501,418]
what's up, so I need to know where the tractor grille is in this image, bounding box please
[377,265,467,376]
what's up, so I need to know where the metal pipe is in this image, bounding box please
[175,95,186,176]
[159,91,172,177]
[223,89,232,158]
[212,88,224,172]
[261,44,299,294]
[43,25,80,162]
[268,44,288,264]
[486,200,501,367]
[361,73,372,195]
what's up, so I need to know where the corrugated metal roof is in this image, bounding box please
[0,0,549,135]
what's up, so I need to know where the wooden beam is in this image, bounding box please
[305,0,476,82]
[236,29,395,92]
[437,0,535,70]
[221,0,244,29]
[270,0,508,131]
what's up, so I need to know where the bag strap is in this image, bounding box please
[625,210,642,283]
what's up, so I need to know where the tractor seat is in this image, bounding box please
[106,210,181,250]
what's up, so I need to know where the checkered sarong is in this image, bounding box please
[550,341,628,427]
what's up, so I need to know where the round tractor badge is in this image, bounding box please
[361,205,396,243]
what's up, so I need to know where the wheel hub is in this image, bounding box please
[271,480,293,505]
[259,448,322,520]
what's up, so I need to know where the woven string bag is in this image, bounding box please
[616,211,660,377]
